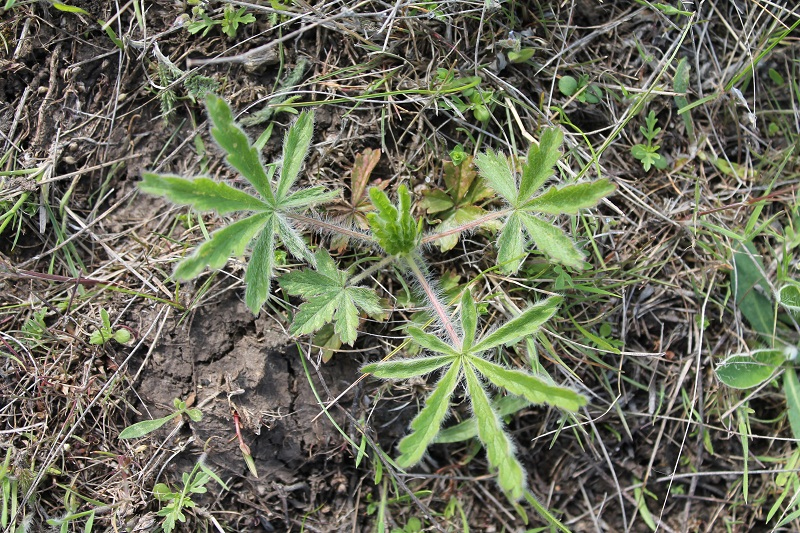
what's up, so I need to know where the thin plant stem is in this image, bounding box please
[404,254,462,350]
[420,208,509,244]
[285,212,376,243]
[349,256,394,286]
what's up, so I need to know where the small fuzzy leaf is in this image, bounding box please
[496,212,526,274]
[367,185,418,255]
[139,174,267,214]
[518,128,563,203]
[205,94,274,202]
[119,414,175,439]
[276,215,313,263]
[474,150,518,204]
[469,357,586,411]
[460,289,478,350]
[778,281,800,312]
[420,189,455,214]
[558,76,578,96]
[407,327,461,358]
[244,218,277,313]
[396,362,462,467]
[472,296,562,353]
[363,355,457,379]
[520,213,586,269]
[716,349,784,389]
[523,179,615,215]
[277,111,314,199]
[435,394,531,443]
[280,186,339,210]
[464,364,526,500]
[174,212,272,280]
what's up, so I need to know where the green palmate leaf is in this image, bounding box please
[396,361,462,468]
[518,128,563,204]
[496,212,526,273]
[367,185,419,255]
[119,414,175,439]
[362,355,457,379]
[521,213,586,269]
[523,179,615,214]
[205,93,274,202]
[472,296,562,353]
[174,212,272,280]
[277,111,314,199]
[278,250,382,345]
[464,364,526,500]
[716,349,784,389]
[139,174,268,214]
[469,357,585,411]
[407,327,461,358]
[244,218,276,314]
[473,150,517,204]
[460,289,478,350]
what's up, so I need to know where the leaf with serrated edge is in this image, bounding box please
[205,94,273,202]
[518,128,563,204]
[460,289,477,350]
[473,296,561,353]
[277,111,314,199]
[396,361,461,467]
[474,150,518,204]
[244,217,276,313]
[276,215,313,264]
[469,357,585,411]
[288,297,340,336]
[407,327,461,358]
[363,355,457,379]
[140,174,267,214]
[520,213,586,269]
[175,212,271,280]
[464,364,526,500]
[496,212,526,274]
[523,179,615,214]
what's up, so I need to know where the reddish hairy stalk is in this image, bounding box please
[284,212,376,243]
[420,208,509,244]
[405,255,462,350]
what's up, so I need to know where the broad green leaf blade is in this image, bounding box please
[496,212,526,274]
[244,217,277,313]
[139,173,267,214]
[518,128,563,204]
[460,289,477,350]
[280,186,339,210]
[174,212,271,280]
[784,367,800,440]
[205,94,274,202]
[333,294,359,345]
[436,394,531,444]
[474,150,518,204]
[396,361,461,467]
[119,414,175,439]
[407,327,461,358]
[469,357,586,411]
[287,294,339,336]
[276,215,313,263]
[520,213,586,269]
[420,189,455,214]
[732,241,775,341]
[523,179,615,214]
[362,355,457,379]
[277,111,314,199]
[473,296,562,353]
[778,281,800,312]
[716,349,784,389]
[464,364,526,501]
[347,286,383,317]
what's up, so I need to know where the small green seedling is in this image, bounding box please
[558,74,604,104]
[119,398,202,440]
[435,69,493,122]
[631,110,668,171]
[153,459,228,533]
[187,4,255,38]
[89,308,131,345]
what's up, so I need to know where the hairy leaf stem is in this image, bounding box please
[348,256,394,286]
[405,255,462,350]
[420,208,510,244]
[285,212,376,243]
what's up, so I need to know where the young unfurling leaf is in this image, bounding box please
[367,185,419,256]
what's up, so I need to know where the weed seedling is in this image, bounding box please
[187,4,255,38]
[153,458,228,533]
[558,74,604,104]
[89,308,131,345]
[119,398,202,440]
[631,110,668,171]
[139,95,614,511]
